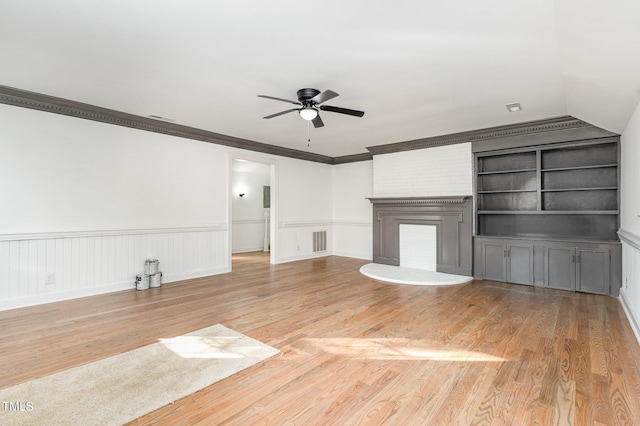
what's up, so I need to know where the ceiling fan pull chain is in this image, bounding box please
[307,121,311,147]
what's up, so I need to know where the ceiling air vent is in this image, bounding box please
[148,114,176,122]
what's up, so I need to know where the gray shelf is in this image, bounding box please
[478,210,619,215]
[543,189,617,211]
[541,187,617,192]
[478,189,536,194]
[540,142,617,169]
[478,152,536,176]
[541,163,617,172]
[478,213,618,241]
[541,167,617,191]
[478,168,537,175]
[478,170,536,193]
[475,139,619,242]
[478,192,537,211]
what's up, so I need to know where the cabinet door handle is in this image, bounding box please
[576,254,580,264]
[571,254,575,263]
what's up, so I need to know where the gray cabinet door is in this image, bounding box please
[507,244,534,285]
[481,241,533,285]
[544,247,575,291]
[577,248,610,295]
[474,236,619,295]
[482,242,507,282]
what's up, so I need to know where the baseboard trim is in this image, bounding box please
[232,247,265,254]
[620,288,640,346]
[0,280,134,312]
[277,251,332,264]
[332,250,373,261]
[0,267,230,312]
[278,251,374,263]
[162,267,230,284]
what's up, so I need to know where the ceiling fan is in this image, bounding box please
[258,88,365,128]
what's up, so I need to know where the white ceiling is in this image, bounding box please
[1,0,639,158]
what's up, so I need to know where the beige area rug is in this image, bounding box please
[0,324,280,426]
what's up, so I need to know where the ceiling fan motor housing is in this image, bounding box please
[297,88,321,103]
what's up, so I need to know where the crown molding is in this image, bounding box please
[366,116,618,156]
[367,196,470,205]
[0,85,337,164]
[332,152,373,164]
[1,85,616,164]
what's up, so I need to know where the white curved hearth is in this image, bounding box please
[360,263,473,286]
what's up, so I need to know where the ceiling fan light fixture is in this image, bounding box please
[259,88,364,128]
[299,107,318,121]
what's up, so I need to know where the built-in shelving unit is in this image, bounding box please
[476,140,619,241]
[473,135,622,296]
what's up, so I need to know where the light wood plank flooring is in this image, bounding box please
[1,252,639,425]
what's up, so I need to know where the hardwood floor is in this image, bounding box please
[1,252,639,425]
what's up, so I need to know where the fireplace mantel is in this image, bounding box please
[367,196,468,206]
[367,196,473,276]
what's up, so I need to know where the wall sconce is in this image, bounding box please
[239,193,245,197]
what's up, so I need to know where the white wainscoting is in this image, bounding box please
[619,229,640,345]
[277,221,333,263]
[277,221,372,263]
[0,226,229,311]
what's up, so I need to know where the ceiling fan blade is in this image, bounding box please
[263,108,299,119]
[319,105,365,117]
[257,95,300,105]
[312,114,324,128]
[310,89,339,104]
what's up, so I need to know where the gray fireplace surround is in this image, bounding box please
[367,197,473,276]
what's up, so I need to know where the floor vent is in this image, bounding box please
[313,231,327,253]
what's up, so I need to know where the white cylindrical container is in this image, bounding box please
[135,274,150,291]
[149,271,162,288]
[144,259,159,275]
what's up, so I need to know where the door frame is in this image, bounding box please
[227,153,278,270]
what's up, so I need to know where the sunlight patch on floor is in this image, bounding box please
[303,337,505,361]
[159,336,247,359]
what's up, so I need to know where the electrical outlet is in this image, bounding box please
[46,274,55,285]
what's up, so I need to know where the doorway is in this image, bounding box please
[230,157,276,268]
